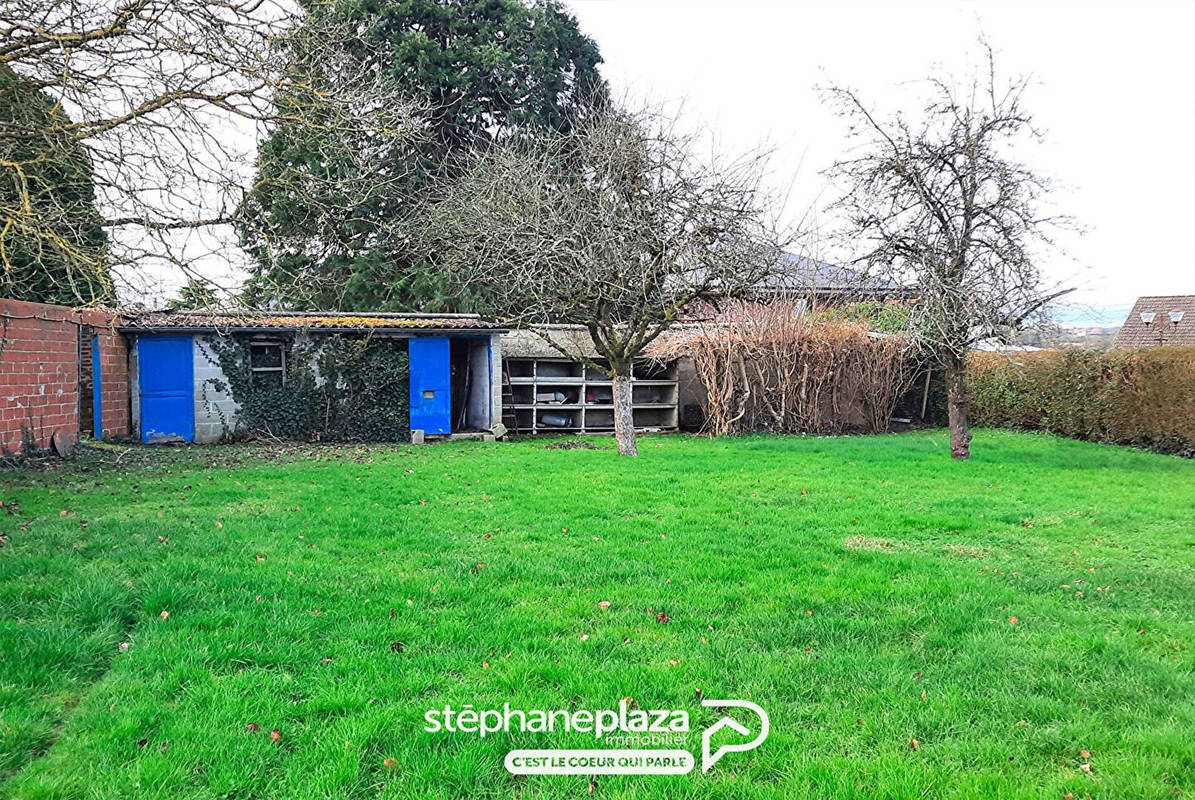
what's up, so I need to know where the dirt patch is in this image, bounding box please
[540,441,602,450]
[943,543,991,559]
[843,535,904,552]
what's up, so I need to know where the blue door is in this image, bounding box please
[409,337,451,434]
[138,336,194,443]
[91,336,102,439]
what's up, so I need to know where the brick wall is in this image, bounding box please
[0,298,129,455]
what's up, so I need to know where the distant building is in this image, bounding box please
[1111,296,1195,349]
[749,253,908,307]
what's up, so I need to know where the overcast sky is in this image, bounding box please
[566,0,1195,326]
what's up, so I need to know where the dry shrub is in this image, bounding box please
[652,301,916,435]
[968,348,1195,456]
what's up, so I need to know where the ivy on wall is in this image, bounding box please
[203,334,409,442]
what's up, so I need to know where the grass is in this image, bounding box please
[0,430,1193,799]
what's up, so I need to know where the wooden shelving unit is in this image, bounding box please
[503,358,678,434]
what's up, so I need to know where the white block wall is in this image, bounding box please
[193,335,240,443]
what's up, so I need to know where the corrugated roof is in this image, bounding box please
[120,310,508,333]
[1111,296,1195,349]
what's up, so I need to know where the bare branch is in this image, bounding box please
[413,100,793,454]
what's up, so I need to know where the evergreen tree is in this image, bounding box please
[0,65,112,305]
[167,278,221,310]
[241,0,605,311]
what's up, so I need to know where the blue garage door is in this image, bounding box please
[138,336,194,443]
[409,337,451,435]
[91,336,102,439]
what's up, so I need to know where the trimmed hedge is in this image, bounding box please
[968,348,1195,456]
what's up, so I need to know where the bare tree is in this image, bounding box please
[0,0,420,304]
[824,45,1072,459]
[416,103,788,455]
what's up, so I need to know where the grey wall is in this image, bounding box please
[489,335,502,429]
[193,335,239,443]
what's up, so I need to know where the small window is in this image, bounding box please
[249,342,285,389]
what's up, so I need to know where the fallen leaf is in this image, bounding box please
[246,723,261,732]
[655,611,670,624]
[136,738,148,748]
[910,738,920,751]
[1079,763,1091,773]
[598,600,611,610]
[1079,749,1091,759]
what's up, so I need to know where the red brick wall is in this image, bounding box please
[0,298,129,455]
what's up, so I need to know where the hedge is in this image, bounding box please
[968,348,1195,456]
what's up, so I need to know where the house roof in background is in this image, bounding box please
[1111,295,1195,349]
[501,325,692,360]
[753,253,906,296]
[120,310,508,333]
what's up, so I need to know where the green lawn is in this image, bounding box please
[1,430,1193,799]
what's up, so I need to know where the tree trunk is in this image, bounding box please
[611,370,638,456]
[945,357,972,460]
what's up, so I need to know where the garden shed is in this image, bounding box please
[119,311,507,443]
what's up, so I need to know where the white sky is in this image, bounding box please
[565,0,1195,326]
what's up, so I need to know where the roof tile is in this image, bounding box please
[1111,296,1195,349]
